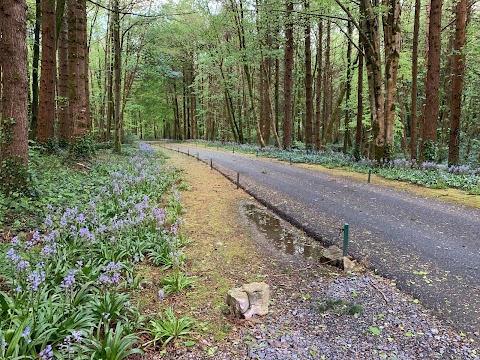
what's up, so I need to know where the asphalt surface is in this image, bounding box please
[161,143,480,337]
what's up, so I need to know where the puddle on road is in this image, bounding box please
[243,203,324,261]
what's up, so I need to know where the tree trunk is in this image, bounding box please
[58,16,70,141]
[422,0,442,161]
[410,0,420,160]
[314,21,322,150]
[31,0,41,140]
[105,15,113,141]
[382,0,401,160]
[282,0,294,149]
[322,21,331,143]
[448,0,467,166]
[232,0,260,145]
[360,0,385,161]
[112,0,121,153]
[304,0,313,150]
[38,0,57,142]
[343,20,353,154]
[0,0,29,195]
[354,41,364,160]
[68,0,89,139]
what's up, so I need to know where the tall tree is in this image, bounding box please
[354,40,364,160]
[382,0,401,160]
[0,0,29,194]
[422,0,442,160]
[448,0,467,165]
[112,0,121,153]
[282,0,294,149]
[38,0,57,142]
[410,0,421,160]
[58,16,70,141]
[304,0,313,150]
[31,0,41,140]
[314,20,322,150]
[68,0,89,139]
[343,20,353,154]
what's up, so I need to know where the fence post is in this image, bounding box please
[343,223,349,256]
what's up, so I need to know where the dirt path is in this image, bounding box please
[146,146,479,359]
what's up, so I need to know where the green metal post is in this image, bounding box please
[368,169,372,183]
[343,223,349,256]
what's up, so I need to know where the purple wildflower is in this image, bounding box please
[72,331,82,343]
[27,270,46,292]
[21,327,31,343]
[39,344,53,360]
[61,269,78,289]
[41,243,57,257]
[158,289,164,300]
[17,260,31,272]
[44,215,53,228]
[6,248,20,264]
[79,227,95,241]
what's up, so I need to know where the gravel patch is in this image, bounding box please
[151,202,479,360]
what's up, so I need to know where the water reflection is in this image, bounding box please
[244,203,323,260]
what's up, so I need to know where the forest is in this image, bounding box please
[1,0,480,357]
[1,0,480,195]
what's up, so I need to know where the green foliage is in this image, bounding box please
[78,323,143,360]
[68,135,96,160]
[0,157,29,197]
[316,298,364,316]
[422,140,438,162]
[162,271,195,296]
[0,143,186,357]
[144,308,196,348]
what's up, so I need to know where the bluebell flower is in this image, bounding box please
[44,215,53,227]
[28,270,46,292]
[39,344,53,359]
[61,269,78,289]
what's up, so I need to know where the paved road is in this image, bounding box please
[161,143,480,336]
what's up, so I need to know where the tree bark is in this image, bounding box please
[359,0,385,161]
[322,20,331,143]
[343,20,353,154]
[112,0,121,153]
[304,0,313,150]
[282,0,294,149]
[354,41,364,160]
[410,0,420,160]
[448,0,467,166]
[31,0,41,140]
[38,0,57,142]
[422,0,442,161]
[0,0,29,195]
[314,21,322,150]
[382,0,401,160]
[58,16,70,141]
[68,0,89,139]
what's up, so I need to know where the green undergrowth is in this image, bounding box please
[0,143,196,358]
